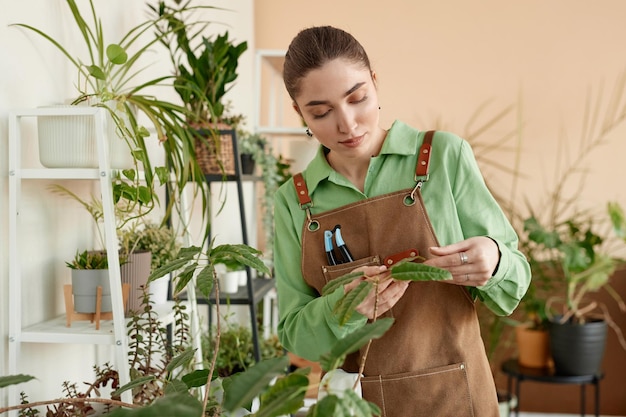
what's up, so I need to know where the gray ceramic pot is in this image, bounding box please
[71,269,111,313]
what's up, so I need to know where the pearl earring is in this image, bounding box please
[305,128,313,137]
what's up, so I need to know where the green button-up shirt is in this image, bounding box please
[274,120,531,361]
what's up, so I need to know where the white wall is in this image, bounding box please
[0,0,254,407]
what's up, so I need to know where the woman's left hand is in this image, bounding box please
[423,236,500,287]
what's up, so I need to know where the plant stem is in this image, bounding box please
[0,397,138,414]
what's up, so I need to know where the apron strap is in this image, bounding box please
[415,130,435,182]
[293,173,311,207]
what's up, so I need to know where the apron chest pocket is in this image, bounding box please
[360,362,474,417]
[321,255,381,283]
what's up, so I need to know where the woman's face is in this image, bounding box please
[293,58,383,160]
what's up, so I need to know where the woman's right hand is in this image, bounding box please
[344,265,409,320]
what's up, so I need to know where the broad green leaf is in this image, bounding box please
[319,318,394,372]
[255,372,309,417]
[322,271,364,296]
[111,375,155,397]
[87,64,106,80]
[165,348,195,373]
[390,262,452,281]
[163,379,189,395]
[196,264,215,299]
[106,43,128,65]
[181,369,210,388]
[340,390,381,417]
[0,374,35,388]
[210,243,270,277]
[333,281,372,325]
[173,262,201,294]
[309,395,340,416]
[148,257,191,281]
[222,356,289,411]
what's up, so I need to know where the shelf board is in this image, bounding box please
[180,278,275,305]
[256,126,305,135]
[19,301,184,345]
[204,173,262,182]
[17,168,102,180]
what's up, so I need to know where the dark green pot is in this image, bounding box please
[240,153,255,175]
[549,317,607,376]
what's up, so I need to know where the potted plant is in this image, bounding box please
[118,221,182,312]
[151,0,248,177]
[521,207,626,375]
[497,233,555,369]
[65,250,113,314]
[11,0,209,217]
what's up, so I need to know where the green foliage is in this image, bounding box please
[237,131,292,258]
[65,250,109,270]
[609,201,626,241]
[2,252,456,416]
[149,244,270,300]
[322,261,451,325]
[201,322,285,377]
[0,375,35,389]
[118,222,181,271]
[319,319,394,372]
[11,0,227,225]
[151,0,248,123]
[522,211,618,324]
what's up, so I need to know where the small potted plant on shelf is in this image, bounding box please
[118,221,182,311]
[65,250,113,314]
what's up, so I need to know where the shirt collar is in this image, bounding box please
[302,120,418,194]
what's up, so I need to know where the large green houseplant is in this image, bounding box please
[151,0,248,181]
[11,0,211,217]
[521,205,626,375]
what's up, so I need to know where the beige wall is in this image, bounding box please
[255,1,626,414]
[255,0,626,224]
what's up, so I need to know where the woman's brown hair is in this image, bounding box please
[283,26,372,100]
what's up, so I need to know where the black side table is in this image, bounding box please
[501,359,604,417]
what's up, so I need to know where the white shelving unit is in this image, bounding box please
[6,107,201,412]
[254,49,303,135]
[254,49,319,174]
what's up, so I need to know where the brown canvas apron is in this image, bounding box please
[293,131,498,417]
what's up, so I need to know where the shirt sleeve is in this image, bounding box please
[273,185,368,362]
[451,140,531,316]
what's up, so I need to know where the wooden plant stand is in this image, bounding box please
[63,284,130,330]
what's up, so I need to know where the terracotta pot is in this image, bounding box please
[515,324,551,368]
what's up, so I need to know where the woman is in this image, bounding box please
[274,26,530,417]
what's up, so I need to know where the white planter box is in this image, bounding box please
[37,104,134,169]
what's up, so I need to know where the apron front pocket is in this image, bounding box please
[360,362,473,417]
[321,255,381,283]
